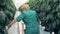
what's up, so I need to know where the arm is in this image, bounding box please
[8,18,17,28]
[36,13,40,25]
[7,13,25,28]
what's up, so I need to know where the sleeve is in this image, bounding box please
[16,13,25,22]
[36,12,40,23]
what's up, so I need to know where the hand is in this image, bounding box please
[5,26,9,30]
[7,24,12,28]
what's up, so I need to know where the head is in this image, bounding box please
[21,4,30,11]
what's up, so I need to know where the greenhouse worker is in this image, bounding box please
[7,4,40,34]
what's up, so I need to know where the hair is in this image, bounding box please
[21,4,30,10]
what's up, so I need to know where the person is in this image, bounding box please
[7,4,39,34]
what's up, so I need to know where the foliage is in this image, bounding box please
[0,0,16,34]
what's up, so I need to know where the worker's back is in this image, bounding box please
[23,9,39,28]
